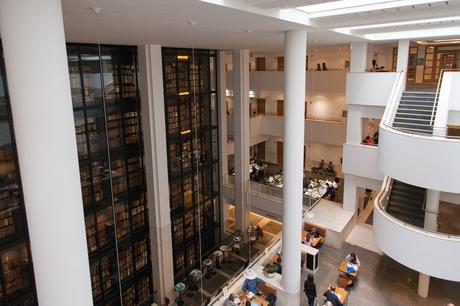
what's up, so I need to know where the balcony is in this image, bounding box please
[374,177,460,282]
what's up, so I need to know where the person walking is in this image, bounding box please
[304,274,317,306]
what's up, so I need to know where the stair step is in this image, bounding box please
[391,185,426,195]
[390,190,425,200]
[392,126,434,134]
[399,103,435,108]
[395,113,433,119]
[403,91,436,95]
[394,118,432,124]
[387,207,425,221]
[387,210,425,227]
[393,123,433,130]
[397,105,434,111]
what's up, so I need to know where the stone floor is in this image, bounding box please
[301,242,460,306]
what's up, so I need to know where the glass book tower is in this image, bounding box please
[67,44,154,305]
[162,48,221,281]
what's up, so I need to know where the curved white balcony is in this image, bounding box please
[373,177,460,282]
[378,125,460,193]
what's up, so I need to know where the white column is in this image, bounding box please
[397,39,410,89]
[0,1,92,305]
[424,189,440,232]
[343,174,358,212]
[218,51,229,237]
[417,188,439,298]
[396,39,410,72]
[282,30,307,296]
[418,273,430,298]
[138,45,175,302]
[233,49,250,233]
[350,42,368,73]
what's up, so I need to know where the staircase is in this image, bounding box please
[387,180,426,228]
[392,91,437,135]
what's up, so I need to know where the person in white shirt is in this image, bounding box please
[345,253,360,265]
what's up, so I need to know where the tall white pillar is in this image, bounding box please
[397,39,410,89]
[396,39,411,72]
[417,189,440,298]
[138,45,175,303]
[350,42,368,72]
[218,51,230,238]
[282,30,307,296]
[0,1,92,305]
[423,189,440,232]
[233,49,250,233]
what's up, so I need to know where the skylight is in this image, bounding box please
[334,15,460,34]
[297,0,447,18]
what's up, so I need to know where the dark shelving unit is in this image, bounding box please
[67,43,154,305]
[162,48,221,281]
[0,46,37,306]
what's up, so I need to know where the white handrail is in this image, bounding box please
[374,176,460,241]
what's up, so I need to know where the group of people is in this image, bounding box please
[304,252,360,306]
[318,159,334,175]
[362,131,379,145]
[316,63,328,71]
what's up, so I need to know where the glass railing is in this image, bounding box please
[263,112,345,123]
[224,174,321,211]
[206,234,282,306]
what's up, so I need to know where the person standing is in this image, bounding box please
[304,274,317,306]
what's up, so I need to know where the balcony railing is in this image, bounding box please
[224,174,321,211]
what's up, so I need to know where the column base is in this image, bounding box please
[418,273,430,298]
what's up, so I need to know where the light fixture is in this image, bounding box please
[297,0,447,18]
[177,55,189,60]
[363,25,460,40]
[335,15,460,34]
[416,39,460,45]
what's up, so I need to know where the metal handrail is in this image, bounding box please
[430,68,460,126]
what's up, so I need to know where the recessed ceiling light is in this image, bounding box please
[334,15,460,34]
[297,0,447,18]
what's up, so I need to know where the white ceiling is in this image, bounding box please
[61,0,460,50]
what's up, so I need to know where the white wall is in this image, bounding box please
[262,116,346,147]
[343,174,382,211]
[368,43,396,71]
[374,204,460,282]
[346,72,399,107]
[343,144,383,181]
[346,105,385,144]
[379,126,460,193]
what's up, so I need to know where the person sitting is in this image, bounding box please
[327,161,334,172]
[256,225,264,240]
[304,232,312,246]
[223,293,236,306]
[323,286,343,306]
[322,62,328,71]
[373,131,379,145]
[346,252,360,265]
[242,270,265,294]
[316,63,321,71]
[318,159,325,175]
[310,227,320,238]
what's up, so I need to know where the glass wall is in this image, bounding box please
[162,48,221,281]
[67,44,154,305]
[0,46,37,305]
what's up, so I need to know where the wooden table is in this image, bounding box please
[302,231,324,248]
[338,260,359,278]
[238,290,269,306]
[327,285,349,305]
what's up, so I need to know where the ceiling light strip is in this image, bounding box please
[335,15,460,32]
[363,26,460,40]
[298,0,447,18]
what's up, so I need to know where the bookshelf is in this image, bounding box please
[66,43,154,305]
[162,48,221,281]
[0,45,37,305]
